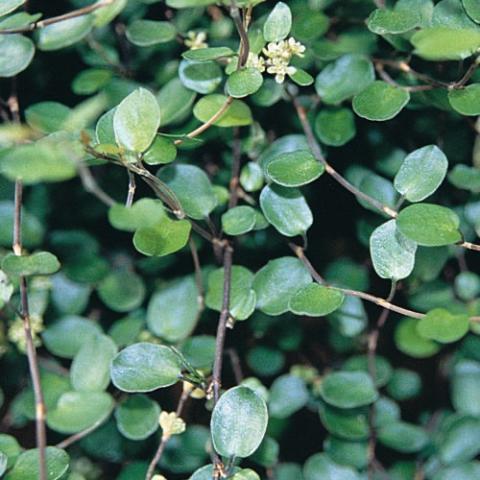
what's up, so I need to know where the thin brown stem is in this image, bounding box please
[189,237,204,309]
[126,170,136,207]
[460,241,480,252]
[78,161,115,207]
[227,348,243,384]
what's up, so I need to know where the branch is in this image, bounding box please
[126,169,136,207]
[189,237,205,310]
[78,161,116,207]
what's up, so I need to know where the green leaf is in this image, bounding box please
[166,0,217,7]
[108,199,166,232]
[263,2,292,42]
[386,368,422,401]
[266,150,324,187]
[343,355,393,388]
[289,283,344,316]
[38,15,94,51]
[367,9,420,35]
[289,69,314,86]
[144,136,177,165]
[47,391,113,434]
[439,416,480,465]
[146,276,199,342]
[113,88,160,153]
[25,102,71,134]
[0,435,21,469]
[70,333,118,392]
[115,394,160,440]
[315,54,375,105]
[394,317,441,358]
[318,402,370,441]
[0,0,25,17]
[304,453,361,480]
[260,184,313,237]
[369,220,417,281]
[157,78,196,127]
[231,469,261,480]
[193,94,252,127]
[396,203,462,246]
[2,251,60,277]
[0,34,34,77]
[449,165,480,192]
[464,0,480,22]
[206,266,256,321]
[378,422,428,453]
[319,371,378,409]
[226,68,264,98]
[182,46,235,61]
[126,20,176,46]
[111,343,182,392]
[42,316,103,359]
[72,68,112,95]
[394,145,448,202]
[133,217,191,257]
[222,206,257,236]
[253,257,311,315]
[411,27,480,60]
[451,360,480,416]
[211,386,268,458]
[268,375,309,419]
[98,269,146,312]
[179,60,222,94]
[353,81,410,121]
[181,335,216,371]
[448,84,480,115]
[417,308,469,343]
[158,164,217,219]
[4,447,69,480]
[240,162,264,192]
[314,108,356,147]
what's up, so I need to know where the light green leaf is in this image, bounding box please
[98,269,146,312]
[0,34,34,77]
[226,68,264,98]
[253,257,311,316]
[353,81,410,121]
[396,203,462,246]
[47,391,113,434]
[222,206,257,236]
[211,386,268,458]
[369,220,417,280]
[378,422,428,453]
[38,15,94,51]
[394,317,441,358]
[108,199,166,232]
[25,102,71,134]
[289,283,345,316]
[240,162,264,192]
[2,251,60,278]
[115,394,160,440]
[394,145,448,202]
[263,2,292,42]
[448,84,480,115]
[319,371,378,409]
[70,333,118,392]
[268,375,309,419]
[266,150,324,187]
[318,402,370,441]
[439,416,480,465]
[315,54,375,105]
[179,60,222,94]
[289,69,314,86]
[0,0,25,17]
[182,46,235,61]
[4,447,69,480]
[260,184,313,237]
[464,0,480,23]
[157,78,196,127]
[72,68,112,95]
[146,276,199,342]
[417,308,469,343]
[304,453,361,480]
[193,94,252,127]
[367,8,420,35]
[166,0,217,7]
[314,108,356,147]
[111,343,182,392]
[144,136,177,165]
[411,27,480,60]
[113,88,160,153]
[158,164,217,219]
[126,19,176,46]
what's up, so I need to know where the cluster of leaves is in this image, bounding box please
[1,0,480,479]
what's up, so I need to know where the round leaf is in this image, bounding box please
[0,34,34,77]
[1,251,60,278]
[448,84,480,116]
[126,20,176,46]
[367,8,420,34]
[314,108,356,147]
[211,386,268,458]
[182,46,235,62]
[0,0,25,17]
[263,2,292,42]
[98,269,146,312]
[193,94,252,127]
[222,206,257,236]
[394,317,441,358]
[268,375,309,419]
[226,68,264,98]
[179,60,222,94]
[289,283,345,316]
[417,308,469,343]
[38,15,93,51]
[111,343,182,392]
[378,422,428,453]
[304,453,360,480]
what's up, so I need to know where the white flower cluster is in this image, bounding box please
[247,37,306,83]
[8,315,43,352]
[185,31,208,50]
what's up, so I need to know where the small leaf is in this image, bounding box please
[211,386,268,458]
[144,136,177,165]
[126,20,176,46]
[111,343,182,392]
[448,84,480,116]
[378,422,428,453]
[396,203,462,246]
[463,0,480,23]
[0,34,34,77]
[113,88,160,153]
[38,15,93,51]
[226,68,264,98]
[314,108,356,147]
[2,251,60,277]
[222,206,257,236]
[394,145,448,202]
[369,220,417,281]
[253,257,311,316]
[115,394,161,441]
[25,102,71,134]
[193,94,252,127]
[157,77,196,127]
[289,69,314,86]
[268,375,309,419]
[395,318,441,358]
[449,165,480,192]
[263,2,292,42]
[0,0,25,17]
[304,453,361,480]
[72,68,112,95]
[266,150,324,187]
[182,46,235,61]
[353,81,410,121]
[179,59,223,94]
[367,8,420,35]
[98,269,146,312]
[108,199,166,232]
[289,283,345,316]
[260,184,313,237]
[417,308,469,343]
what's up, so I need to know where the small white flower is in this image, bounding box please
[287,37,306,58]
[185,31,208,50]
[246,52,266,73]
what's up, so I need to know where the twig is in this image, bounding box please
[227,348,243,384]
[78,161,115,207]
[126,170,136,207]
[454,58,480,88]
[145,389,190,480]
[189,237,204,309]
